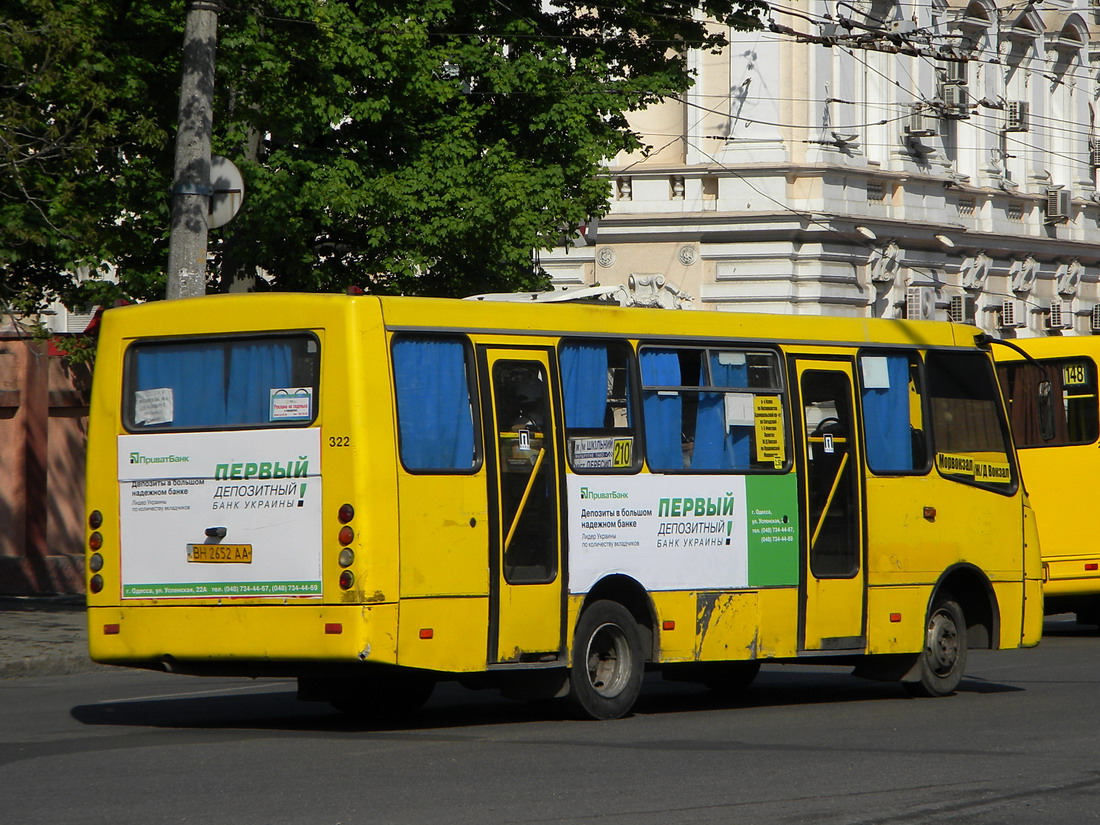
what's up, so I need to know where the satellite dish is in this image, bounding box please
[209,155,244,228]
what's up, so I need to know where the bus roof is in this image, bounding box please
[101,292,985,351]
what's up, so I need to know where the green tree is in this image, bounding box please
[1,0,764,311]
[1,2,183,314]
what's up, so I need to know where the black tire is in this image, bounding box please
[904,596,967,697]
[568,600,645,720]
[328,669,435,718]
[702,661,761,697]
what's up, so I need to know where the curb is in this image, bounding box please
[0,654,106,681]
[0,594,95,680]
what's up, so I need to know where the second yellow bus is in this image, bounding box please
[996,336,1100,624]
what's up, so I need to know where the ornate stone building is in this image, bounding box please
[542,0,1100,338]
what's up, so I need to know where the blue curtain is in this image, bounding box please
[641,349,683,471]
[394,337,475,470]
[863,355,913,472]
[561,343,608,429]
[693,357,751,470]
[227,341,294,425]
[133,343,228,427]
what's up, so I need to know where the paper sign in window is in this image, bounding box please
[724,393,755,427]
[270,388,313,420]
[861,357,892,390]
[134,388,174,425]
[754,396,785,467]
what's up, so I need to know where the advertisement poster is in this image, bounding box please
[117,429,322,599]
[567,473,800,594]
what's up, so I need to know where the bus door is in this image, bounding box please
[793,358,866,652]
[480,347,565,664]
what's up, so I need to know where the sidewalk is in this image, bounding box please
[0,596,100,679]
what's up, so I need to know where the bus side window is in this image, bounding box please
[639,346,785,473]
[998,358,1100,448]
[392,335,479,472]
[859,353,928,474]
[926,351,1017,493]
[560,340,639,472]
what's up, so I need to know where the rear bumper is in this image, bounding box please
[87,603,398,673]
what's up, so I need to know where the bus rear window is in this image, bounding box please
[124,334,320,431]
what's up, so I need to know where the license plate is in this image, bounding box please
[187,544,253,563]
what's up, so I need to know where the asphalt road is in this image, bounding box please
[2,616,1099,825]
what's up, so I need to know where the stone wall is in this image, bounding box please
[0,334,90,595]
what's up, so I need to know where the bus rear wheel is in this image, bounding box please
[904,595,967,698]
[568,600,645,720]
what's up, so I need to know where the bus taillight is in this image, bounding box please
[337,504,356,585]
[88,511,105,593]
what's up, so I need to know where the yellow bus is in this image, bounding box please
[995,336,1100,624]
[85,294,1042,719]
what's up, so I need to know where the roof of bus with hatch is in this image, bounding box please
[992,334,1100,361]
[100,293,985,350]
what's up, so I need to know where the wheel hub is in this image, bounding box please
[927,610,960,676]
[585,622,631,698]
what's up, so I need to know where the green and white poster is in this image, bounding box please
[567,473,799,593]
[117,429,322,599]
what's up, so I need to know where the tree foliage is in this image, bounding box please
[1,0,764,311]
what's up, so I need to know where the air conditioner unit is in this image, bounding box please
[943,60,968,84]
[906,286,936,321]
[1047,301,1072,330]
[1004,100,1029,132]
[948,295,975,324]
[1046,188,1072,222]
[1001,299,1028,328]
[907,104,939,137]
[939,84,970,118]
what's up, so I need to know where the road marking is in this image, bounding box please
[95,681,295,704]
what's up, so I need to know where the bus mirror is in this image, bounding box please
[1038,380,1055,442]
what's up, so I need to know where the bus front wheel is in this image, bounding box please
[568,600,645,720]
[904,595,967,698]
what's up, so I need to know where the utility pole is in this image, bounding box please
[166,1,220,300]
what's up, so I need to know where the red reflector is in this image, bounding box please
[889,613,902,623]
[103,624,120,635]
[662,620,675,631]
[1087,564,1099,571]
[324,623,343,635]
[922,507,936,521]
[419,628,434,639]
